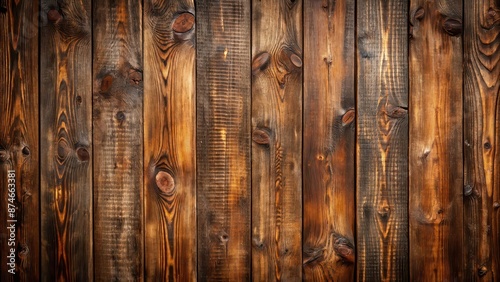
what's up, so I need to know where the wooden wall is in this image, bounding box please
[0,0,499,281]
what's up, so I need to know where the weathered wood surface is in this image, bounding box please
[0,0,39,280]
[356,0,409,281]
[40,0,93,280]
[464,0,500,280]
[144,0,196,280]
[196,0,251,280]
[92,0,143,280]
[251,0,303,280]
[303,0,356,280]
[409,0,463,281]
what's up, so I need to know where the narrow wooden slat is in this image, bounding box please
[40,1,93,280]
[464,0,500,280]
[144,0,196,280]
[356,0,409,280]
[408,0,463,280]
[196,0,251,280]
[0,0,39,280]
[92,0,143,280]
[303,0,356,280]
[251,0,302,280]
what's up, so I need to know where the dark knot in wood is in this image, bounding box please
[484,142,492,150]
[22,146,30,156]
[100,75,113,93]
[493,202,500,209]
[290,53,302,68]
[173,13,195,33]
[128,69,143,85]
[385,106,407,119]
[442,19,462,36]
[47,9,62,23]
[464,184,473,196]
[116,111,126,121]
[478,266,488,277]
[414,7,425,21]
[76,147,90,162]
[342,109,355,126]
[334,237,355,264]
[155,171,175,195]
[252,52,271,75]
[252,128,271,145]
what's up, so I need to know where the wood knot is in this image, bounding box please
[464,184,473,196]
[0,149,9,162]
[493,202,500,209]
[484,142,492,150]
[478,266,488,277]
[342,109,355,125]
[378,205,391,218]
[414,7,425,21]
[173,13,195,33]
[115,111,126,121]
[47,9,62,23]
[252,52,271,75]
[334,237,355,264]
[76,95,82,105]
[252,237,264,249]
[18,244,29,259]
[442,18,462,36]
[290,53,302,68]
[385,106,407,118]
[21,146,30,156]
[155,171,175,195]
[128,69,143,85]
[219,233,229,243]
[100,75,113,93]
[252,128,271,145]
[76,147,89,162]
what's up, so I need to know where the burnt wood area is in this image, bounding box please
[0,0,499,281]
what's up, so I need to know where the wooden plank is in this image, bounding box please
[356,0,409,280]
[251,0,302,280]
[0,0,39,280]
[92,0,143,280]
[463,0,500,280]
[303,0,356,280]
[408,1,463,280]
[39,1,93,280]
[196,0,251,280]
[143,0,196,280]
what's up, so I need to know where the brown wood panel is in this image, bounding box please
[251,0,303,280]
[196,0,251,280]
[40,0,93,280]
[356,0,409,280]
[303,0,356,280]
[92,0,143,280]
[0,0,39,280]
[464,0,500,280]
[409,0,463,280]
[144,0,196,280]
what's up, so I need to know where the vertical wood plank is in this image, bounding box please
[409,0,463,280]
[356,0,409,281]
[251,0,302,280]
[303,0,356,280]
[464,0,500,280]
[144,0,196,280]
[196,0,251,280]
[92,0,143,280]
[0,0,39,280]
[40,1,93,280]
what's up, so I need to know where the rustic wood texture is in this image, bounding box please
[40,0,93,280]
[0,0,39,280]
[303,0,356,280]
[196,0,251,280]
[409,1,464,281]
[92,0,143,280]
[251,0,303,280]
[356,0,409,281]
[144,0,196,280]
[464,0,500,280]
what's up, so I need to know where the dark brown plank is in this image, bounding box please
[251,0,303,280]
[356,0,409,280]
[92,0,143,280]
[40,1,93,280]
[464,0,500,280]
[196,0,251,280]
[408,1,463,280]
[0,0,39,280]
[303,0,356,280]
[144,0,196,280]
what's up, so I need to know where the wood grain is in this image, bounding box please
[409,1,463,281]
[92,0,143,280]
[251,0,303,280]
[356,0,409,281]
[0,0,39,280]
[464,0,500,280]
[196,0,251,280]
[144,0,196,280]
[40,0,93,280]
[303,0,356,281]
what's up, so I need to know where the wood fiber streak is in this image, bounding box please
[464,0,500,280]
[144,0,196,280]
[0,0,39,280]
[356,0,409,281]
[40,0,93,280]
[251,0,303,280]
[196,0,251,280]
[409,0,463,281]
[92,0,143,280]
[303,0,356,281]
